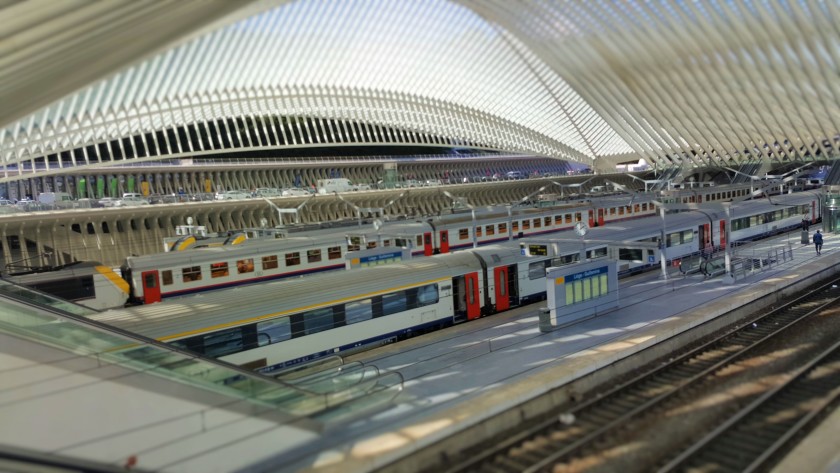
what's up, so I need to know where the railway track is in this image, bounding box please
[659,338,840,472]
[444,277,840,473]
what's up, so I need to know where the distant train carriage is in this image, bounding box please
[4,261,129,310]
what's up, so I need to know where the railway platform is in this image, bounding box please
[276,228,840,473]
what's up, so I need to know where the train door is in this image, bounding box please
[439,230,450,253]
[597,208,605,226]
[493,266,510,312]
[452,272,481,321]
[719,219,727,249]
[588,210,595,228]
[423,232,433,256]
[699,223,711,253]
[141,270,161,304]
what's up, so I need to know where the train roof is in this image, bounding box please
[92,251,484,341]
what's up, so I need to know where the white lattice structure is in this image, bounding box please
[2,0,840,180]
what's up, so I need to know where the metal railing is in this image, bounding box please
[728,241,795,282]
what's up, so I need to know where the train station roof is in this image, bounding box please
[1,1,839,174]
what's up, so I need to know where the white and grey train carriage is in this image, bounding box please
[94,245,578,372]
[90,192,821,371]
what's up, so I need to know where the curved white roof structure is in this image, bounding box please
[2,0,839,177]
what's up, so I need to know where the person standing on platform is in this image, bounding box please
[802,216,810,231]
[814,230,823,255]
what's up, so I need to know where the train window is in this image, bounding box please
[731,217,748,231]
[499,272,506,296]
[459,229,469,240]
[544,217,551,227]
[619,248,644,261]
[210,262,229,278]
[237,258,254,274]
[382,292,407,316]
[31,276,95,301]
[512,221,519,232]
[634,204,640,212]
[642,203,648,211]
[417,284,439,306]
[609,208,616,216]
[307,249,322,263]
[588,247,608,259]
[161,270,173,285]
[485,225,495,236]
[345,299,373,324]
[476,227,483,237]
[383,240,391,247]
[575,212,582,221]
[328,246,342,259]
[302,307,336,336]
[533,218,541,228]
[182,266,202,282]
[416,235,423,247]
[367,241,377,249]
[499,223,507,234]
[348,236,362,251]
[144,273,157,288]
[522,220,530,230]
[552,253,579,266]
[203,327,244,358]
[555,215,563,224]
[262,255,279,270]
[285,252,301,266]
[618,207,625,216]
[468,278,475,305]
[528,260,550,280]
[257,318,291,346]
[565,214,573,223]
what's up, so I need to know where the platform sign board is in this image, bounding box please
[540,259,619,332]
[346,247,411,269]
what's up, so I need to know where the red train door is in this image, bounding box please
[588,210,595,228]
[719,220,726,249]
[597,208,605,226]
[141,270,161,304]
[466,272,481,320]
[699,223,711,251]
[493,266,510,312]
[439,230,449,253]
[423,232,433,256]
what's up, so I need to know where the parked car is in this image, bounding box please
[403,179,422,188]
[506,171,525,180]
[115,196,150,207]
[423,179,443,187]
[281,188,310,197]
[98,197,119,207]
[255,188,283,197]
[215,190,252,200]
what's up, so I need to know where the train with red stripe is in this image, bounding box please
[91,192,820,371]
[121,194,662,304]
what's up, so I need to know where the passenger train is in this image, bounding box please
[89,192,820,372]
[121,194,663,304]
